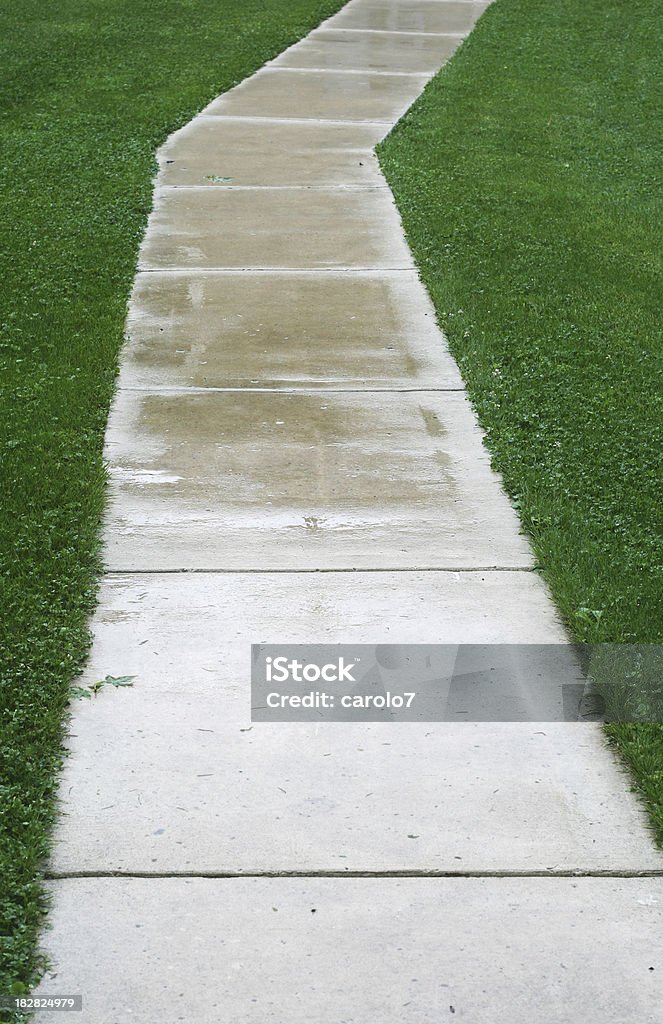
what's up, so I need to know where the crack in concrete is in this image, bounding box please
[45,869,663,880]
[103,565,537,574]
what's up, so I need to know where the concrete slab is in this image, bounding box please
[332,0,490,35]
[50,723,653,872]
[138,187,414,270]
[102,390,534,570]
[158,117,385,187]
[120,271,462,390]
[46,572,661,874]
[204,67,428,123]
[63,571,569,691]
[274,27,461,73]
[36,877,663,1023]
[60,711,660,873]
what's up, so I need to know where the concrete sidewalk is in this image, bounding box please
[37,1,663,1020]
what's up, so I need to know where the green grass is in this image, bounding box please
[0,0,344,1006]
[379,0,662,824]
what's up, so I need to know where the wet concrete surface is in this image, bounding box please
[102,389,534,570]
[139,187,414,270]
[204,67,429,122]
[273,27,463,72]
[332,0,491,34]
[158,117,386,187]
[121,270,462,390]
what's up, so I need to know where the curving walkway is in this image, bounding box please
[37,2,663,1021]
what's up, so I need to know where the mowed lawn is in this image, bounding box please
[379,0,663,829]
[0,0,344,1003]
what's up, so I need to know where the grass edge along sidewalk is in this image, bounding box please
[0,0,345,1008]
[379,0,663,841]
